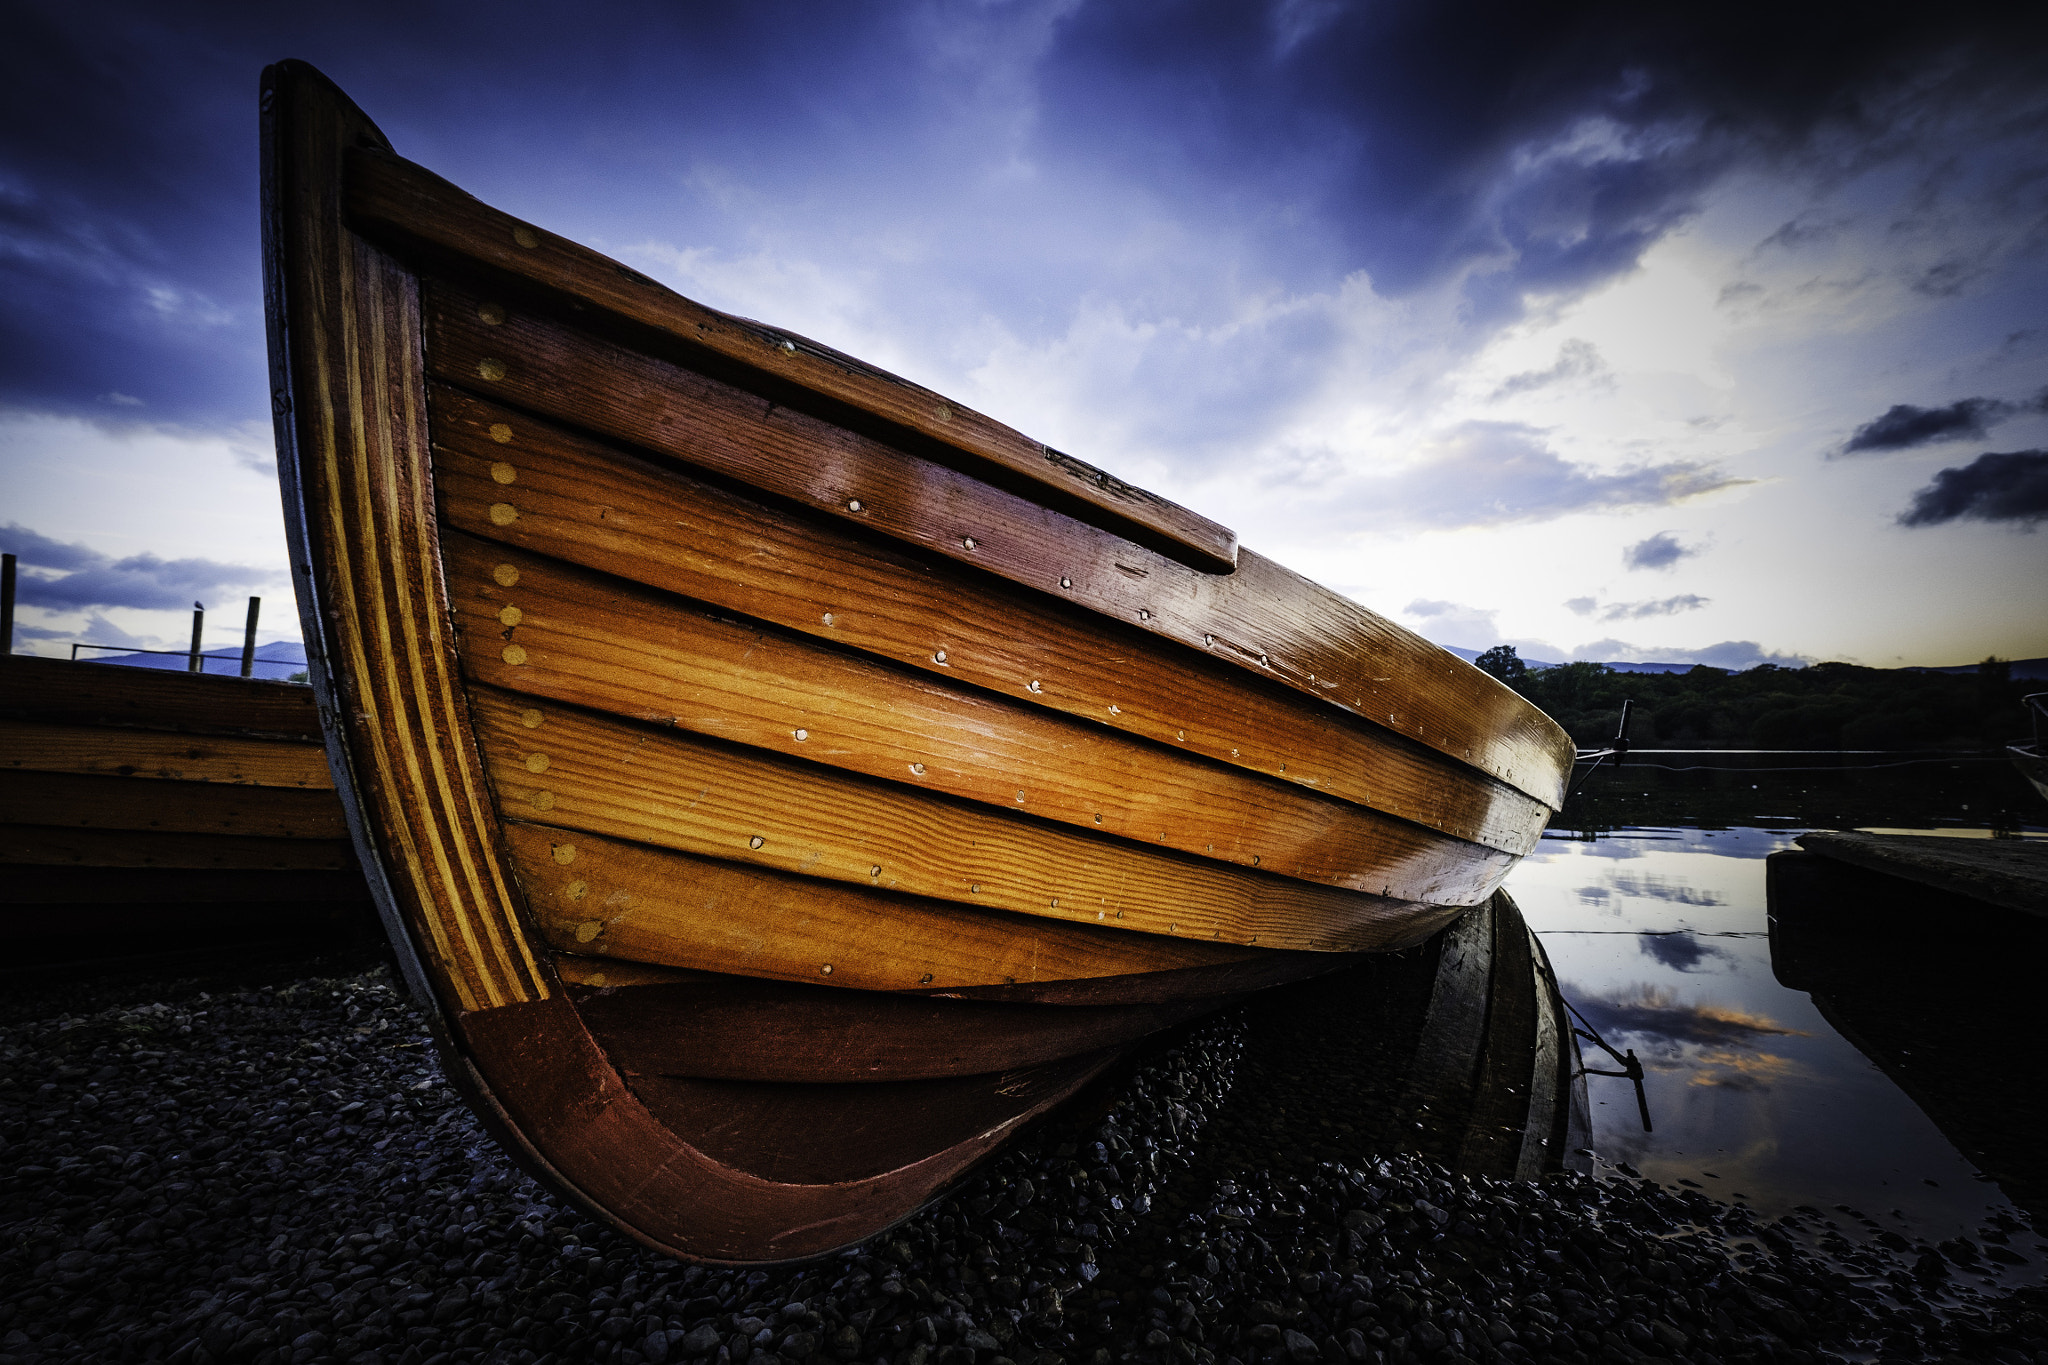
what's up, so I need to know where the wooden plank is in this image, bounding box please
[419,284,1573,809]
[455,993,1115,1260]
[503,823,1262,993]
[626,1052,1119,1187]
[577,977,1214,1083]
[0,825,357,871]
[0,770,349,839]
[430,392,1551,855]
[471,685,1479,953]
[1796,831,2048,918]
[1452,894,1538,1173]
[447,534,1516,894]
[0,719,335,788]
[0,655,323,739]
[346,145,1239,575]
[265,64,547,1013]
[1,864,371,905]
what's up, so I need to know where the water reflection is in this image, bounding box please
[1509,813,2047,1268]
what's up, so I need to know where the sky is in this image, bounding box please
[3,0,2046,671]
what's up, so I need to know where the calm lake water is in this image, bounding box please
[1509,751,2048,1282]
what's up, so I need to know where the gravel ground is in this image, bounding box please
[4,948,2045,1365]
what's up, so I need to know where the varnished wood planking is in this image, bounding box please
[577,978,1213,1083]
[266,68,546,1012]
[0,719,335,788]
[0,825,356,871]
[346,145,1238,575]
[501,822,1262,992]
[446,533,1517,894]
[2,865,370,906]
[420,284,1572,809]
[626,1053,1119,1187]
[0,771,349,839]
[0,655,323,740]
[470,686,1491,951]
[430,391,1549,856]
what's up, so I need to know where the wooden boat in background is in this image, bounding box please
[261,61,1575,1262]
[0,654,370,963]
[2011,692,2048,805]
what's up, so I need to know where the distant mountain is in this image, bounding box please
[83,639,309,682]
[1441,645,2048,679]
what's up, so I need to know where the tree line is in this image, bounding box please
[1472,646,2036,750]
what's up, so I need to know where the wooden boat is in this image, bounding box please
[1217,888,1589,1181]
[260,61,1575,1263]
[0,654,372,963]
[1768,849,2048,1221]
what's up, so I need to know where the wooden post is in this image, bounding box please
[1,552,15,656]
[241,596,261,678]
[188,603,205,673]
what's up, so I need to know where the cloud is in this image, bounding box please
[1490,338,1609,399]
[1638,933,1730,974]
[1353,423,1746,531]
[1838,397,2018,454]
[0,523,280,612]
[1608,874,1724,906]
[1621,531,1698,571]
[1897,450,2048,528]
[1568,592,1711,621]
[1569,983,1802,1051]
[1603,593,1710,620]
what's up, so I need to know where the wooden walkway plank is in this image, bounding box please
[502,823,1262,993]
[469,686,1484,951]
[0,826,357,871]
[419,285,1570,808]
[0,771,349,839]
[0,655,323,739]
[430,390,1549,855]
[0,719,336,789]
[445,532,1515,892]
[1796,831,2048,918]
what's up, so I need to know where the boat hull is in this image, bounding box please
[261,60,1574,1261]
[0,655,371,964]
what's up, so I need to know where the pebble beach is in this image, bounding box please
[4,947,2044,1365]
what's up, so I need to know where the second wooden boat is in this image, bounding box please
[0,653,370,963]
[261,61,1575,1262]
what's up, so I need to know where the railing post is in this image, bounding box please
[1,552,15,656]
[188,602,205,673]
[241,596,261,678]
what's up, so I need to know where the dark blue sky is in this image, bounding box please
[5,0,2046,665]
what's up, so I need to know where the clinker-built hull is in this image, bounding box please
[261,61,1574,1262]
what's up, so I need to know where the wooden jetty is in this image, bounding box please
[260,60,1576,1262]
[0,654,371,963]
[1795,831,2048,918]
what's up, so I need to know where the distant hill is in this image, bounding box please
[1441,645,2048,680]
[83,639,309,683]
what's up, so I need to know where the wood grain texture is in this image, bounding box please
[347,146,1239,574]
[429,396,1549,856]
[446,533,1514,897]
[628,1053,1117,1187]
[419,284,1572,809]
[502,823,1262,993]
[0,655,323,740]
[578,976,1213,1083]
[265,66,545,1012]
[0,825,356,871]
[471,685,1470,952]
[0,719,335,788]
[0,771,350,839]
[1,864,371,906]
[455,994,1120,1261]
